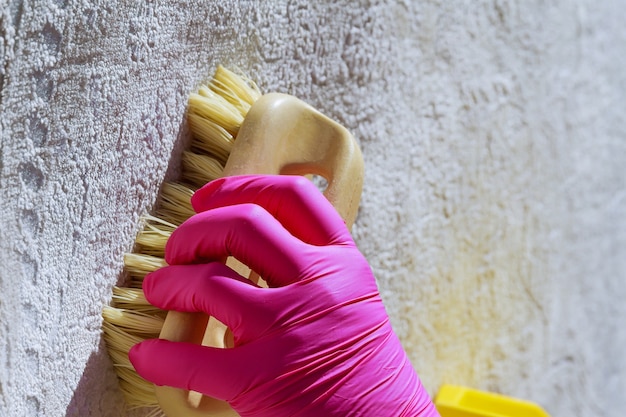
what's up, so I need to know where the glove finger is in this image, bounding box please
[191,175,353,246]
[165,203,315,287]
[129,339,253,401]
[143,263,271,342]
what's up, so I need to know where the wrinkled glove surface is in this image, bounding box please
[130,175,438,417]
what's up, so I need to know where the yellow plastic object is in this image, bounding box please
[156,93,364,417]
[434,385,551,417]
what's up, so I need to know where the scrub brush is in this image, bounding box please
[102,66,364,417]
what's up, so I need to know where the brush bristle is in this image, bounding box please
[102,65,262,411]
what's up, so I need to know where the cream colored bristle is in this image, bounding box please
[188,91,243,136]
[103,65,261,413]
[117,367,161,406]
[142,213,178,230]
[103,307,164,334]
[210,83,251,115]
[182,151,224,187]
[154,182,195,226]
[187,113,233,164]
[124,253,168,277]
[134,215,176,256]
[111,287,149,306]
[152,195,191,229]
[212,65,261,107]
[107,345,133,368]
[134,232,169,257]
[103,319,146,348]
[143,407,167,417]
[111,287,164,316]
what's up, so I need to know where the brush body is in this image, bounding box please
[102,67,363,417]
[103,66,262,416]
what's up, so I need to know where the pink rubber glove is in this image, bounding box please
[130,175,439,417]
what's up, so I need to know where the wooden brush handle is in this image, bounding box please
[222,93,363,228]
[156,93,364,417]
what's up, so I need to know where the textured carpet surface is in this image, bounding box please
[1,1,625,416]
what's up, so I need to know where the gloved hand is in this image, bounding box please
[130,175,439,417]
